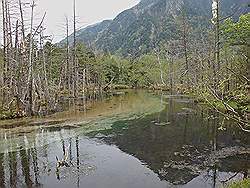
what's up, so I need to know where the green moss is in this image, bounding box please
[227,179,250,188]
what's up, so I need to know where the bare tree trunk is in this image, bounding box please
[82,68,86,94]
[1,0,7,108]
[169,57,174,95]
[73,0,77,97]
[215,0,220,71]
[18,0,25,40]
[178,12,189,87]
[5,0,10,91]
[6,1,12,49]
[183,21,189,86]
[39,27,49,105]
[14,20,21,112]
[65,16,70,93]
[18,0,26,106]
[155,49,165,85]
[212,0,220,90]
[27,0,35,115]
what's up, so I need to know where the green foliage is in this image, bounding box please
[221,13,250,60]
[92,53,168,88]
[129,54,165,87]
[222,13,250,46]
[42,42,65,83]
[76,43,95,66]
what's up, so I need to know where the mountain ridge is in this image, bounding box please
[60,0,250,57]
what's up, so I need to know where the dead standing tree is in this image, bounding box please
[165,41,177,95]
[65,15,70,93]
[176,10,190,88]
[64,15,71,95]
[26,0,35,115]
[1,0,22,110]
[1,0,7,109]
[72,0,77,98]
[211,0,220,91]
[0,0,47,116]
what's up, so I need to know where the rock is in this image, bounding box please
[94,133,106,138]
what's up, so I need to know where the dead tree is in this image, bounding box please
[165,42,176,94]
[65,16,71,93]
[154,48,166,86]
[72,0,77,97]
[26,0,35,115]
[176,10,190,88]
[18,0,25,40]
[182,15,189,86]
[211,0,220,90]
[39,26,50,105]
[1,0,7,108]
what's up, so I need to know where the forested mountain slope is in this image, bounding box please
[61,0,249,56]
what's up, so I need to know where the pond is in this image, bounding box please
[0,90,249,188]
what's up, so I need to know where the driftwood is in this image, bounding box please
[56,146,70,173]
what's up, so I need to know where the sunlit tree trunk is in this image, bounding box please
[212,0,220,90]
[154,48,166,86]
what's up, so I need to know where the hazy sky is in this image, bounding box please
[37,0,140,42]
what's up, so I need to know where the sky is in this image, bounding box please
[36,0,140,42]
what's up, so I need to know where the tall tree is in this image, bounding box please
[27,0,35,115]
[73,0,77,97]
[212,0,220,89]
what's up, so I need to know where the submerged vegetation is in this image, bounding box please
[227,178,250,188]
[0,90,249,187]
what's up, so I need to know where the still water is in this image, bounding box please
[0,90,249,188]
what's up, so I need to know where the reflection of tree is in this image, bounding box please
[20,148,33,187]
[69,138,73,162]
[9,151,17,188]
[76,136,80,188]
[167,97,174,124]
[0,153,5,187]
[96,101,249,186]
[41,137,51,175]
[211,112,219,187]
[212,112,219,152]
[212,164,217,188]
[60,132,66,156]
[182,114,188,144]
[56,136,84,187]
[31,147,40,186]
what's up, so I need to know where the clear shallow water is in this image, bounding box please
[0,90,249,188]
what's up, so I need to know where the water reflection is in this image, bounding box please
[0,153,4,187]
[92,95,250,186]
[0,136,96,187]
[0,90,249,188]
